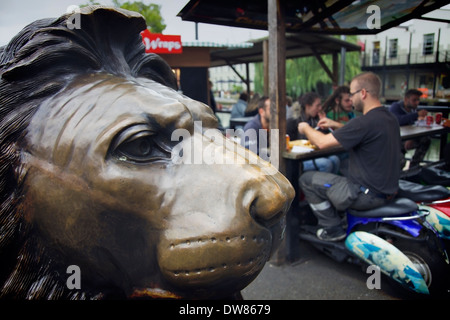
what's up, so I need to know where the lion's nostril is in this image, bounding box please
[246,176,293,226]
[250,196,285,229]
[250,201,274,228]
[249,201,258,220]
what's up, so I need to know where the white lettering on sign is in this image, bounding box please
[143,37,182,52]
[141,30,183,54]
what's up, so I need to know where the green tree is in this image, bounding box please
[83,0,166,33]
[255,35,361,98]
[112,0,166,33]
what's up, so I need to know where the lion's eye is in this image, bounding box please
[111,125,169,163]
[118,135,154,159]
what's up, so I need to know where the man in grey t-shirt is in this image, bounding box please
[297,72,401,241]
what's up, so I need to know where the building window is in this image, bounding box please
[372,41,380,65]
[423,33,434,55]
[389,39,398,58]
[387,74,396,90]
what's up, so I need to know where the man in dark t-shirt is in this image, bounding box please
[297,72,401,241]
[333,107,401,195]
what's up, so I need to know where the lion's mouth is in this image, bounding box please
[156,230,272,298]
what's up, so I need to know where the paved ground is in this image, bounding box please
[242,236,405,300]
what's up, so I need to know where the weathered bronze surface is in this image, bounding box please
[0,6,294,299]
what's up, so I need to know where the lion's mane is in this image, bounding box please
[0,6,176,299]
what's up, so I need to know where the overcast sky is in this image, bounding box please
[2,1,449,48]
[0,0,269,47]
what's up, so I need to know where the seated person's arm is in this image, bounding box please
[317,117,344,130]
[298,122,341,149]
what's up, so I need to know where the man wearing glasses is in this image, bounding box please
[297,72,401,241]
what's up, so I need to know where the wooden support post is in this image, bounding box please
[332,52,339,87]
[263,39,269,96]
[225,60,249,93]
[268,0,286,175]
[312,48,335,85]
[245,62,250,94]
[268,0,288,265]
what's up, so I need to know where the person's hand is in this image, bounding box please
[318,118,343,130]
[318,118,333,129]
[418,109,428,120]
[298,122,310,135]
[318,111,326,119]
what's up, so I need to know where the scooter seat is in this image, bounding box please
[348,197,418,218]
[398,179,450,202]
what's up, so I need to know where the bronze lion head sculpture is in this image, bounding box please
[0,6,294,299]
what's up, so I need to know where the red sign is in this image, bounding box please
[141,29,182,54]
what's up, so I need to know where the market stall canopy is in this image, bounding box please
[178,0,450,35]
[209,32,361,67]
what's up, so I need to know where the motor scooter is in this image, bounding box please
[299,180,450,297]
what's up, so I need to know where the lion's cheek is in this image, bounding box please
[23,171,92,246]
[22,168,160,265]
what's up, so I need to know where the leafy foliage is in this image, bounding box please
[83,0,166,33]
[255,36,361,98]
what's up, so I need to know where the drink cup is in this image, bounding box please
[435,113,442,125]
[286,134,291,151]
[426,115,433,126]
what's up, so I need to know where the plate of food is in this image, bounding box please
[288,139,316,153]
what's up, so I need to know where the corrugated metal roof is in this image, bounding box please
[178,0,450,35]
[182,41,253,48]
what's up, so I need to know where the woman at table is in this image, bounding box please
[287,92,340,174]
